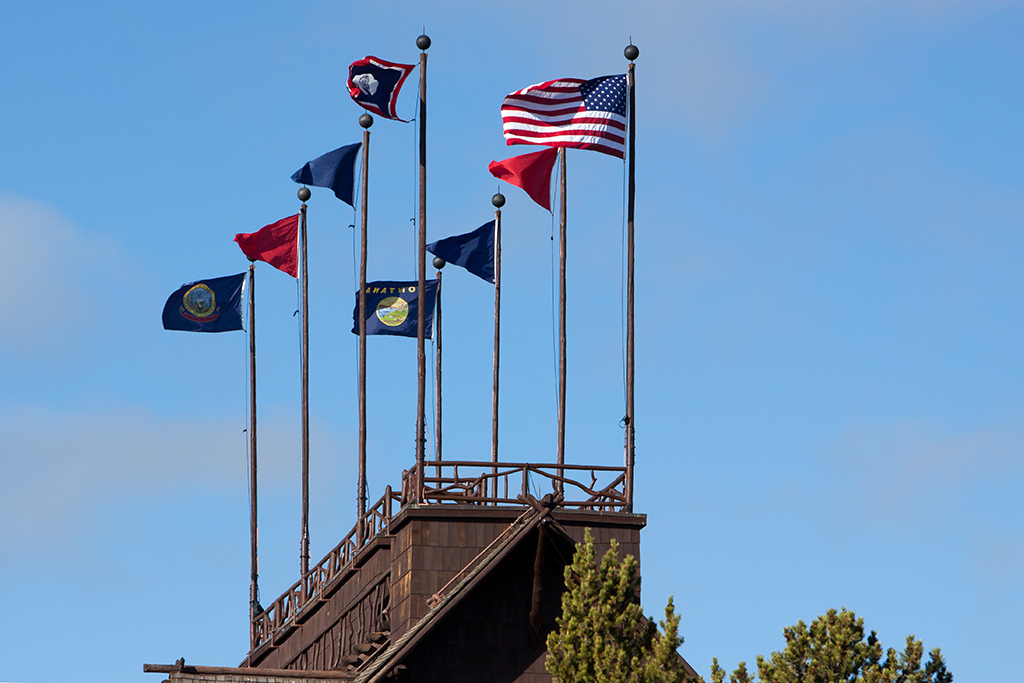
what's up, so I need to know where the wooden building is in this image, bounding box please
[146,460,696,683]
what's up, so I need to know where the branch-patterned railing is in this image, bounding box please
[414,461,627,511]
[252,486,400,649]
[251,461,627,652]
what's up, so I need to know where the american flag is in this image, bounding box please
[501,74,627,158]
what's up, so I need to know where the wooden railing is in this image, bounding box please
[252,486,400,649]
[414,461,627,511]
[251,460,627,651]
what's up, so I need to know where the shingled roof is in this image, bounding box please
[355,503,552,683]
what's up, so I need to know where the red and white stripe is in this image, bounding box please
[501,78,626,158]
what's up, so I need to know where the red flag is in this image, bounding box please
[234,214,299,277]
[488,148,558,211]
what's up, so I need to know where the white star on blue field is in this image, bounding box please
[581,75,627,114]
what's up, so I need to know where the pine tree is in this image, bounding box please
[711,608,952,683]
[546,528,688,683]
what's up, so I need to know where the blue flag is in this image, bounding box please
[353,280,438,338]
[291,142,361,207]
[162,273,245,333]
[427,221,495,284]
[347,56,415,122]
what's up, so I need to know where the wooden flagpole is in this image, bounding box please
[433,259,443,467]
[298,190,310,575]
[492,192,505,498]
[415,33,430,504]
[624,43,638,511]
[247,261,258,655]
[557,148,566,493]
[357,114,372,544]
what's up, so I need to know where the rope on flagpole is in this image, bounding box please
[429,335,436,461]
[549,152,561,420]
[351,151,363,415]
[621,121,629,409]
[294,266,303,393]
[410,89,420,279]
[242,270,252,532]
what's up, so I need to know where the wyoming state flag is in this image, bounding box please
[353,280,438,338]
[162,273,245,333]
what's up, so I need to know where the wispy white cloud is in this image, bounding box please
[0,404,349,564]
[0,195,128,355]
[539,0,1020,142]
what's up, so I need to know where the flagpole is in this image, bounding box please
[433,258,444,469]
[415,32,430,504]
[247,261,259,656]
[491,192,505,499]
[298,189,310,576]
[557,148,566,493]
[357,113,372,544]
[624,43,638,512]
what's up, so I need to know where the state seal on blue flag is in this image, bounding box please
[353,280,438,338]
[162,272,245,333]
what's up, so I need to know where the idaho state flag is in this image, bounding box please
[162,272,245,333]
[353,280,438,338]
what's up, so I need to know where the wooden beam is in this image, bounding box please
[143,663,356,680]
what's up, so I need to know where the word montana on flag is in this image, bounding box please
[162,272,245,333]
[353,280,439,338]
[501,74,627,158]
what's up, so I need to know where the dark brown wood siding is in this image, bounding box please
[253,504,646,682]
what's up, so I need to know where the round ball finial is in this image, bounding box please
[359,113,374,129]
[297,186,311,202]
[416,34,431,51]
[433,256,446,270]
[492,192,506,208]
[624,44,639,61]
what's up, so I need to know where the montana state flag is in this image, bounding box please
[353,280,438,338]
[162,272,245,333]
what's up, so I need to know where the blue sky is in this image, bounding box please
[1,1,1022,681]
